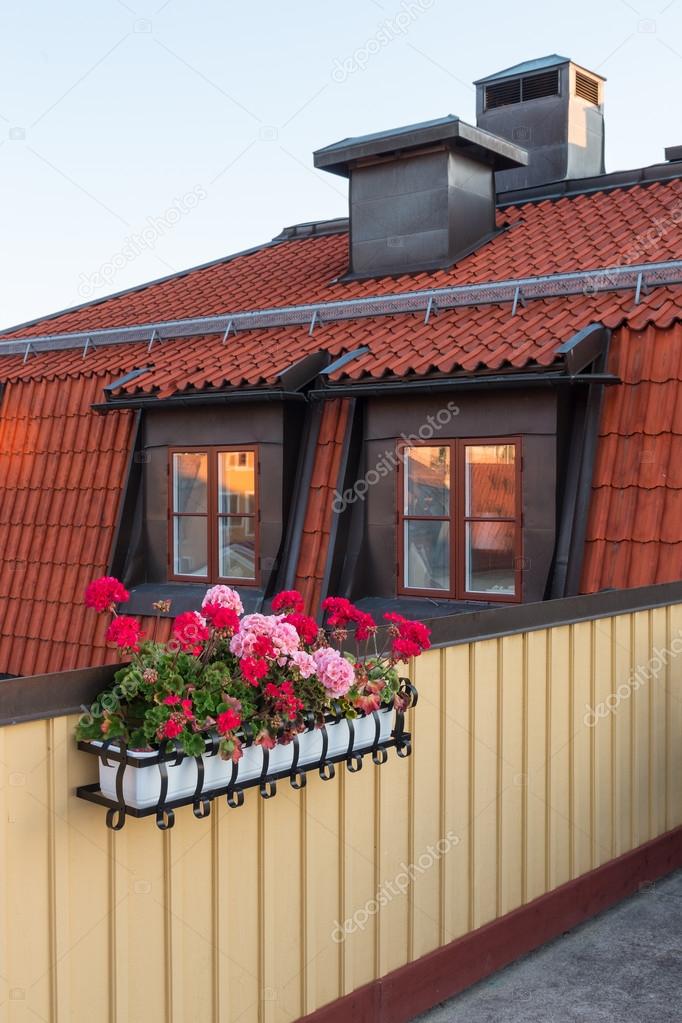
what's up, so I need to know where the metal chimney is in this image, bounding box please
[475,55,605,191]
[313,116,527,278]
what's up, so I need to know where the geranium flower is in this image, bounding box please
[312,647,355,697]
[105,615,143,651]
[271,589,305,613]
[172,611,210,655]
[216,708,242,734]
[85,576,130,612]
[230,614,300,661]
[203,602,240,633]
[240,656,268,686]
[283,612,319,646]
[290,650,317,679]
[160,718,183,740]
[321,597,376,639]
[163,694,180,706]
[353,610,377,641]
[321,596,357,627]
[263,680,304,722]
[202,585,243,615]
[384,613,431,659]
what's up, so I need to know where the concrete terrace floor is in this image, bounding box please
[413,869,682,1023]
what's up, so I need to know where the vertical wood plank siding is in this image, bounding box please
[2,607,682,1023]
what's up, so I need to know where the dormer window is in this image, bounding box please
[397,440,522,601]
[169,447,259,584]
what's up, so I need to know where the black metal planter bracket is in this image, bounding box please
[75,680,417,830]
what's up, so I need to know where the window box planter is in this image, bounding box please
[76,682,416,830]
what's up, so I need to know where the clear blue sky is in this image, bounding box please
[1,0,680,329]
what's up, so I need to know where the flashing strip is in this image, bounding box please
[1,259,682,357]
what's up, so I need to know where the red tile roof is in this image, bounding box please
[1,287,682,398]
[0,375,135,675]
[3,177,682,342]
[582,322,682,591]
[1,176,682,674]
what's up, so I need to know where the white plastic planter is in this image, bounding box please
[95,707,394,810]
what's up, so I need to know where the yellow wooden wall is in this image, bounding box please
[2,605,682,1022]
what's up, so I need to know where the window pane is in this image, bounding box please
[465,444,516,518]
[218,451,256,515]
[404,446,450,516]
[173,516,208,577]
[173,453,208,513]
[465,521,516,594]
[404,520,450,590]
[219,516,256,579]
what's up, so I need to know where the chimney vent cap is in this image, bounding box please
[474,53,604,85]
[314,115,527,177]
[665,145,682,163]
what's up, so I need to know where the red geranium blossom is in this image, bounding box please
[162,695,194,720]
[105,615,143,651]
[252,634,276,659]
[264,680,303,722]
[203,603,240,633]
[283,612,319,646]
[240,656,268,686]
[172,611,210,654]
[85,576,130,612]
[322,597,376,640]
[216,708,242,734]
[384,612,431,659]
[271,589,305,613]
[161,718,183,740]
[353,610,377,641]
[321,596,357,627]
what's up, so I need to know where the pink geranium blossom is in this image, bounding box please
[312,647,355,697]
[202,585,243,615]
[230,614,300,662]
[290,650,317,679]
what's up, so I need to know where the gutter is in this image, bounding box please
[92,389,307,413]
[308,371,619,400]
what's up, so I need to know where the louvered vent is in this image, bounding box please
[575,71,600,104]
[485,69,561,110]
[485,78,521,110]
[521,69,560,101]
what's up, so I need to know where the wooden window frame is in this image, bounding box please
[168,445,260,586]
[396,437,523,603]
